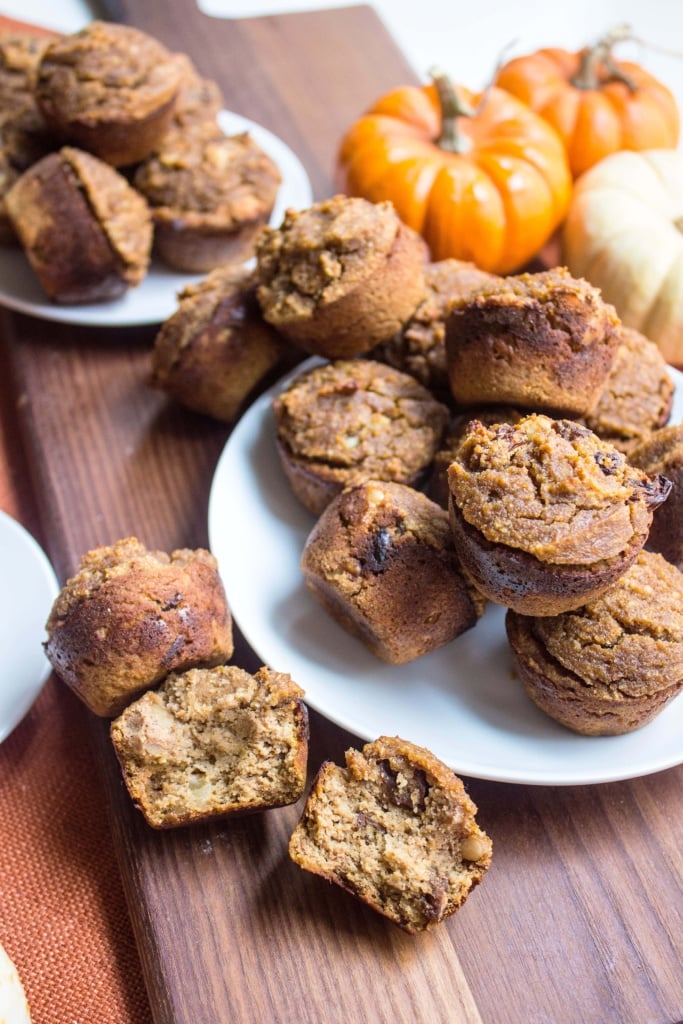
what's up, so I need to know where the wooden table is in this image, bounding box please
[1,4,682,1022]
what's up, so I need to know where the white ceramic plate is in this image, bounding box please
[0,511,59,743]
[208,364,683,786]
[0,110,313,327]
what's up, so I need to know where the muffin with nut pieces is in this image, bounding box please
[273,359,449,516]
[506,550,683,735]
[111,664,309,828]
[445,267,621,416]
[45,537,233,717]
[300,479,485,664]
[289,735,492,933]
[447,414,671,616]
[256,195,427,359]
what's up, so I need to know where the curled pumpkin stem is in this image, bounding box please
[430,67,475,154]
[572,24,639,91]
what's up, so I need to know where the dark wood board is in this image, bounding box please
[1,4,681,1023]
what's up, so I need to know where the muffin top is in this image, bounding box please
[134,128,281,227]
[630,422,683,476]
[526,550,683,696]
[256,195,404,319]
[447,414,670,565]
[274,359,448,484]
[36,21,182,122]
[0,32,52,126]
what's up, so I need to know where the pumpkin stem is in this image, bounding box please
[571,24,639,91]
[430,67,475,154]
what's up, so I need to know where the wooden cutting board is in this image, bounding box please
[1,4,682,1023]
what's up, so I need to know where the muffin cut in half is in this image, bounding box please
[289,735,492,933]
[111,665,309,828]
[256,194,427,359]
[445,267,621,417]
[273,358,448,516]
[506,551,683,735]
[5,146,152,303]
[300,479,485,664]
[45,537,233,717]
[447,414,671,616]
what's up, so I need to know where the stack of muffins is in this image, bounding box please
[0,21,281,301]
[162,191,683,739]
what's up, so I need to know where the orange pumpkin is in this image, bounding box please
[336,73,572,275]
[496,27,680,178]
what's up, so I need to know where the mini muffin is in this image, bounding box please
[150,264,295,422]
[45,537,234,717]
[300,480,486,664]
[447,414,671,616]
[369,258,496,397]
[273,359,449,516]
[427,406,522,509]
[35,21,183,166]
[135,126,281,273]
[445,267,621,416]
[111,664,309,828]
[289,735,492,933]
[630,424,683,570]
[256,195,427,359]
[584,326,674,453]
[506,550,683,735]
[5,145,152,303]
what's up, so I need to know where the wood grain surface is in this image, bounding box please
[1,4,682,1023]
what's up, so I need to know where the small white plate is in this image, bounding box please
[0,110,313,328]
[0,511,59,743]
[208,362,683,786]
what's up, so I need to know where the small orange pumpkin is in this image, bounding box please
[495,26,680,178]
[336,73,572,275]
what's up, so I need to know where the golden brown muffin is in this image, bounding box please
[35,21,182,166]
[447,414,671,616]
[166,52,223,134]
[45,537,234,717]
[584,326,674,453]
[369,258,496,397]
[506,551,683,735]
[256,195,427,359]
[5,145,152,303]
[630,423,683,570]
[135,126,281,273]
[150,264,295,422]
[445,267,621,416]
[289,735,492,933]
[273,359,449,516]
[111,664,309,828]
[300,479,486,664]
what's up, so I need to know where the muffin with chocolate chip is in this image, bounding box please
[289,735,492,933]
[447,414,671,616]
[273,358,449,516]
[506,550,683,735]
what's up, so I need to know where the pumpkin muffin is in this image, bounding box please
[447,414,671,616]
[35,21,183,166]
[45,537,234,717]
[289,735,492,933]
[300,479,485,664]
[273,359,449,516]
[111,664,309,829]
[506,550,683,735]
[584,326,674,452]
[630,423,683,570]
[5,145,152,303]
[150,264,295,422]
[166,51,223,134]
[369,258,496,397]
[445,267,621,416]
[256,195,427,359]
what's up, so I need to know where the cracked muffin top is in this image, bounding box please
[521,550,683,698]
[447,414,670,565]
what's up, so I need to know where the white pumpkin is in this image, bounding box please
[562,149,683,366]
